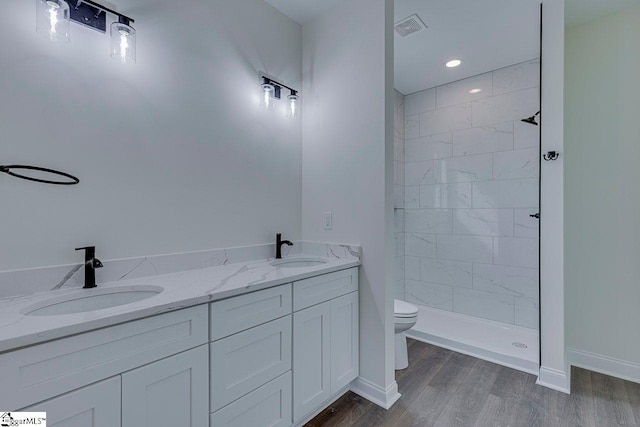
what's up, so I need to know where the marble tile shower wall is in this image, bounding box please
[394,90,406,301]
[400,60,540,329]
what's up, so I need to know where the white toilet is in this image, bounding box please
[394,299,418,370]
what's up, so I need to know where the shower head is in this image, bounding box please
[522,111,541,126]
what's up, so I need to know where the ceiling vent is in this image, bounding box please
[394,14,427,38]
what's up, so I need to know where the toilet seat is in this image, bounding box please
[394,299,418,318]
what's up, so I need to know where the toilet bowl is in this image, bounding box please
[394,299,418,370]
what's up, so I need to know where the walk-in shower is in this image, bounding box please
[394,0,542,374]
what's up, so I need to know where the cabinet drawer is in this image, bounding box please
[293,268,358,311]
[210,372,292,427]
[22,376,121,427]
[210,284,292,341]
[210,316,292,412]
[0,305,208,410]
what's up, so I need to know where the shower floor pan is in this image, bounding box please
[406,304,539,375]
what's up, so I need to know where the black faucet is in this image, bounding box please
[276,234,293,259]
[75,246,104,289]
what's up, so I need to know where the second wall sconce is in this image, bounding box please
[36,0,136,63]
[261,77,300,119]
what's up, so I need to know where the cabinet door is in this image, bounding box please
[330,292,359,394]
[293,301,331,422]
[122,345,208,427]
[22,377,121,427]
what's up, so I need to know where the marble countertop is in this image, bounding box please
[0,254,360,353]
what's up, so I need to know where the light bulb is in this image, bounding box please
[446,59,462,68]
[36,0,70,42]
[111,21,136,64]
[119,29,129,62]
[288,93,300,119]
[261,83,275,110]
[48,1,59,34]
[469,88,482,94]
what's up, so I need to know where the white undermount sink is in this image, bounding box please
[270,257,328,268]
[22,285,164,316]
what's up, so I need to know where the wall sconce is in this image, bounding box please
[36,0,71,42]
[111,16,136,63]
[36,0,136,63]
[261,79,276,111]
[287,91,300,119]
[261,76,300,119]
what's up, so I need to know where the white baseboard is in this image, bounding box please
[350,377,401,410]
[537,366,570,393]
[568,348,640,385]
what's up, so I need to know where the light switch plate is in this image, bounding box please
[323,212,333,230]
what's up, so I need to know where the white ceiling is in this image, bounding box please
[264,0,345,25]
[264,0,640,94]
[565,0,640,28]
[395,0,541,95]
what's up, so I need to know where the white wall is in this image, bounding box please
[565,4,640,366]
[400,61,541,329]
[0,0,302,271]
[302,0,398,406]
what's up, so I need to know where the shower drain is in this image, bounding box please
[512,342,528,349]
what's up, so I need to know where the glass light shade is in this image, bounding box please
[261,83,275,110]
[111,22,136,64]
[287,94,300,119]
[36,0,70,43]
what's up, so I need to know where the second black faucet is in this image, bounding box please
[276,234,293,259]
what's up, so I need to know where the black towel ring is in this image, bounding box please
[0,165,80,185]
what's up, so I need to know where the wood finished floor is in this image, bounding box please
[306,339,640,427]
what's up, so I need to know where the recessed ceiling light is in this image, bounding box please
[446,59,462,68]
[469,88,482,94]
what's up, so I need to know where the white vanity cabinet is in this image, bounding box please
[209,284,293,426]
[122,345,209,427]
[3,305,209,427]
[22,346,210,427]
[329,291,359,394]
[208,267,359,427]
[210,372,292,427]
[3,265,360,427]
[23,377,121,427]
[293,301,331,420]
[292,269,359,424]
